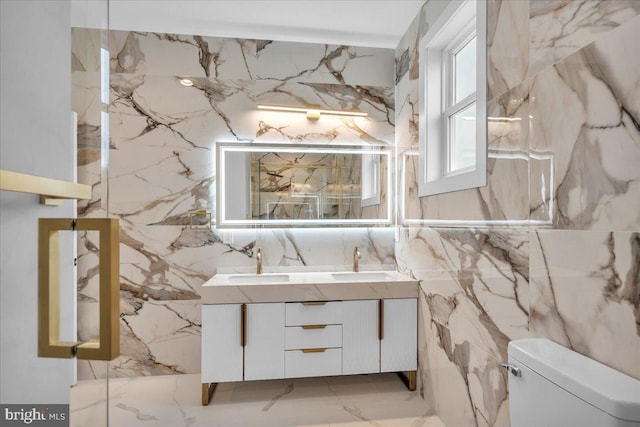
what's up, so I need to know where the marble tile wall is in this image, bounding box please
[72,28,396,379]
[396,1,640,426]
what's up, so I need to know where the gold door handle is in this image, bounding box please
[301,325,327,330]
[302,301,326,306]
[301,348,327,353]
[39,218,120,361]
[378,299,384,340]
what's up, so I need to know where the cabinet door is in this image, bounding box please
[201,304,243,383]
[380,298,417,372]
[342,300,380,375]
[244,303,285,381]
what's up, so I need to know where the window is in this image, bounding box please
[361,152,380,207]
[418,0,487,197]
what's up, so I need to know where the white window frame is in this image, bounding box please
[418,0,487,197]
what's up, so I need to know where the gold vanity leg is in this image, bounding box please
[202,382,216,406]
[409,370,417,391]
[397,371,417,391]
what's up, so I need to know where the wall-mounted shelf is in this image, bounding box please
[0,169,91,205]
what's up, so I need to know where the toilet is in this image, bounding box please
[507,339,640,427]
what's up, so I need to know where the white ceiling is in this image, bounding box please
[103,0,425,49]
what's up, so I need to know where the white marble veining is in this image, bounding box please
[70,373,445,427]
[256,80,394,145]
[75,226,395,379]
[401,81,530,226]
[529,0,640,75]
[72,25,396,379]
[109,30,257,79]
[394,1,450,84]
[530,16,640,230]
[257,41,394,87]
[395,3,640,427]
[201,270,418,304]
[78,299,201,379]
[530,230,640,380]
[65,7,640,427]
[417,290,509,427]
[487,0,529,100]
[397,227,530,363]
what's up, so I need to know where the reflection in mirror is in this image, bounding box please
[217,143,391,228]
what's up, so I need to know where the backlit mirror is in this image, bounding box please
[216,143,391,228]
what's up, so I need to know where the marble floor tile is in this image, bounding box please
[70,373,444,427]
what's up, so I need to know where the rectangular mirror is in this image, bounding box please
[216,143,391,228]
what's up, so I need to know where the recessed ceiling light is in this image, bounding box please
[179,78,194,87]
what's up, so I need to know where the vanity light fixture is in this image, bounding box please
[189,209,212,230]
[179,78,194,87]
[487,117,522,122]
[257,104,368,120]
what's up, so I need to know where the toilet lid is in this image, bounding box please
[509,339,640,422]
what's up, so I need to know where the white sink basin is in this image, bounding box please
[225,274,289,284]
[331,272,391,281]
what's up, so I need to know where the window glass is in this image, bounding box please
[454,36,476,103]
[449,102,476,171]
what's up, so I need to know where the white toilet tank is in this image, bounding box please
[507,339,640,427]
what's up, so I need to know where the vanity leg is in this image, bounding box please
[202,382,217,406]
[397,371,417,391]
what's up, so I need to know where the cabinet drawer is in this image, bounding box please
[285,301,342,326]
[285,348,342,378]
[285,325,342,350]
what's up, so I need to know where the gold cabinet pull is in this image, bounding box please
[302,301,326,306]
[240,304,247,347]
[39,218,120,361]
[301,325,327,330]
[302,348,327,353]
[378,299,384,340]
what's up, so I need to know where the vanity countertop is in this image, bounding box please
[200,270,419,304]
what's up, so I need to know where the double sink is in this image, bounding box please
[225,271,392,284]
[201,270,418,304]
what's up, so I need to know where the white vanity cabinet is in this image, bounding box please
[342,299,418,374]
[342,300,380,375]
[201,293,418,405]
[244,302,285,380]
[201,302,285,384]
[380,298,417,372]
[201,304,243,383]
[284,301,343,379]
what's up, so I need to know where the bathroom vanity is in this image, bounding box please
[200,271,418,405]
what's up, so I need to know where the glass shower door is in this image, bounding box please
[70,1,113,426]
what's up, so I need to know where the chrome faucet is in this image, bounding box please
[353,246,361,272]
[256,247,263,274]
